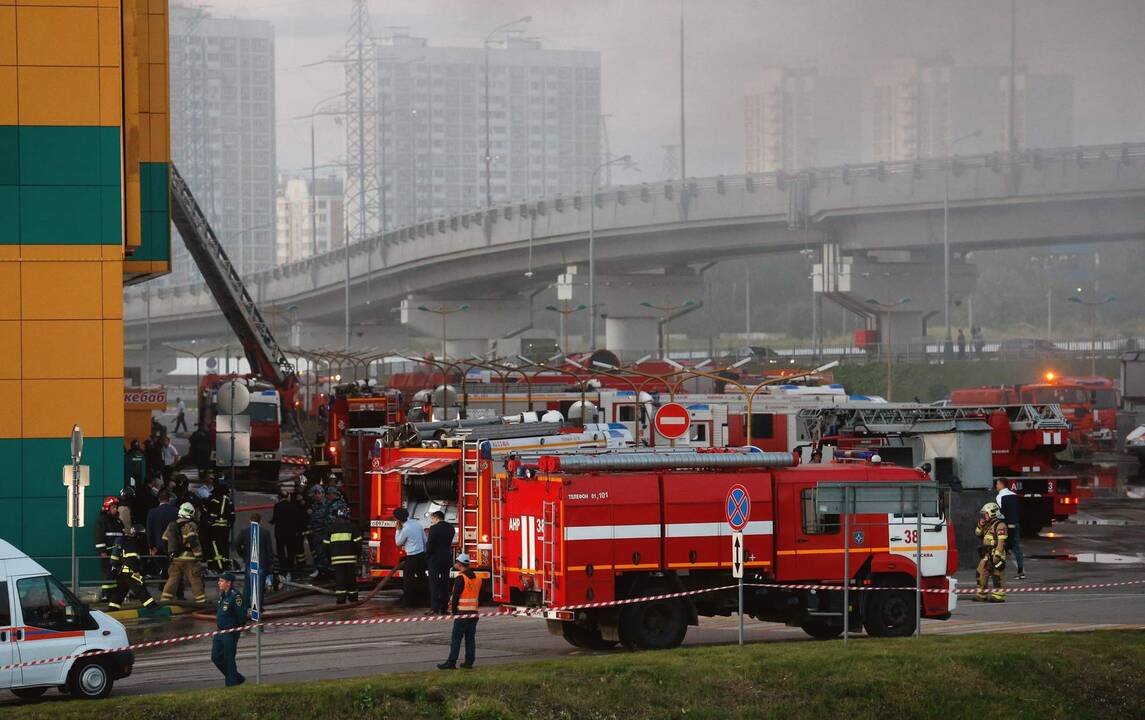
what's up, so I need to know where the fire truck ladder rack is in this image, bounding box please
[541,500,557,605]
[490,475,505,599]
[460,441,482,558]
[547,451,796,473]
[168,163,307,450]
[796,403,1070,439]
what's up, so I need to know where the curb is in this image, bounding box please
[106,604,191,621]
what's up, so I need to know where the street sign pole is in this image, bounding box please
[250,520,262,684]
[731,531,744,646]
[70,425,83,594]
[725,485,750,648]
[229,381,237,494]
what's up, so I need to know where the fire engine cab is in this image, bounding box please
[494,449,956,649]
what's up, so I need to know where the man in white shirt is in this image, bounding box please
[172,397,188,433]
[161,436,180,483]
[393,507,427,607]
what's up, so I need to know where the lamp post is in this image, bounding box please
[640,299,696,359]
[1067,292,1116,375]
[294,92,347,257]
[588,154,632,349]
[416,304,470,360]
[545,303,587,354]
[943,129,982,361]
[866,296,911,401]
[484,16,532,209]
[163,343,225,404]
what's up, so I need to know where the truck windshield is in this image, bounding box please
[247,402,279,423]
[1027,387,1088,405]
[1092,389,1119,409]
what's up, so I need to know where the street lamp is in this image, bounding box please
[416,304,470,360]
[1067,292,1117,375]
[484,15,532,209]
[163,343,225,408]
[640,299,696,359]
[588,154,633,349]
[545,303,587,354]
[294,91,348,258]
[943,128,982,360]
[866,296,911,401]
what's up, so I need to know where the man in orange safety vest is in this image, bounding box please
[437,553,482,670]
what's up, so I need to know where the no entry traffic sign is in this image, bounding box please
[654,403,691,439]
[725,484,750,531]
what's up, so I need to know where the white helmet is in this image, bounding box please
[178,502,195,519]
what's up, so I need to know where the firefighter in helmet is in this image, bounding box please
[94,496,125,601]
[108,524,157,611]
[324,506,362,604]
[974,501,1008,602]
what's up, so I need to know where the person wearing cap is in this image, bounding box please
[161,502,207,603]
[393,507,427,607]
[437,553,482,670]
[211,571,246,687]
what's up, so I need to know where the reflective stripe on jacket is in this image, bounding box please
[324,518,362,565]
[458,574,482,613]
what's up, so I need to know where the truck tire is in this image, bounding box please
[10,687,48,700]
[561,621,619,650]
[67,659,114,700]
[618,598,688,651]
[800,619,843,640]
[863,590,917,637]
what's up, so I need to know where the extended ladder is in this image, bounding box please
[490,474,505,600]
[459,441,482,559]
[797,403,1069,440]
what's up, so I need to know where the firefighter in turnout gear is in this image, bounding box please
[94,496,125,601]
[203,480,235,572]
[974,501,1008,602]
[162,502,208,603]
[107,524,156,611]
[324,506,362,604]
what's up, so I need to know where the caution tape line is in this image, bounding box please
[3,578,1143,672]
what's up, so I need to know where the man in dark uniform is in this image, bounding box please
[425,510,455,614]
[271,487,306,581]
[211,571,247,687]
[107,524,157,611]
[125,440,147,487]
[94,496,125,601]
[324,506,362,604]
[189,423,212,480]
[203,478,235,572]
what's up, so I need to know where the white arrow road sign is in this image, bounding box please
[731,531,744,579]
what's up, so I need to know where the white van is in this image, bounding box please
[1,539,134,700]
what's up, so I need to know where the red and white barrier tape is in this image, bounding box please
[2,578,1142,672]
[282,455,310,466]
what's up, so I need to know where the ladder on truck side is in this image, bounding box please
[541,500,557,606]
[168,163,306,448]
[796,403,1070,439]
[459,441,483,561]
[490,474,505,600]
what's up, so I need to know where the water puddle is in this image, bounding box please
[1026,553,1145,564]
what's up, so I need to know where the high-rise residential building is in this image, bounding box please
[169,4,275,280]
[744,67,861,173]
[870,57,1073,162]
[373,31,601,230]
[275,175,346,265]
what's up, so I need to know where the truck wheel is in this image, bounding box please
[10,687,48,700]
[67,659,113,700]
[863,590,917,637]
[800,619,843,640]
[618,598,688,651]
[561,621,619,650]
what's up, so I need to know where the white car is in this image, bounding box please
[1,539,134,700]
[1125,424,1145,461]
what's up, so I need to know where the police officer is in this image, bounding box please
[974,501,1008,602]
[307,486,332,579]
[324,506,362,604]
[437,553,482,670]
[94,496,125,601]
[211,571,247,687]
[107,524,157,611]
[203,476,235,572]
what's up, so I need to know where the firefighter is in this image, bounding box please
[203,477,235,572]
[974,501,1008,602]
[107,524,156,611]
[324,506,362,604]
[94,496,125,601]
[161,502,208,604]
[437,553,482,670]
[306,485,332,579]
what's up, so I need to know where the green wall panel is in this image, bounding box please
[0,440,22,499]
[0,127,17,185]
[0,187,17,244]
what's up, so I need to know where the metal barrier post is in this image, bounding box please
[737,573,744,646]
[916,485,923,638]
[842,486,850,645]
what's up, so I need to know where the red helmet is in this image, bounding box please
[102,496,119,512]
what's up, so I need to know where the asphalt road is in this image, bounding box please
[4,498,1141,708]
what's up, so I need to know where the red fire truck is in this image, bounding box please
[198,374,283,485]
[950,374,1120,455]
[494,450,956,649]
[323,384,406,470]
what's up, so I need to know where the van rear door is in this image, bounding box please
[13,574,96,686]
[1,580,13,689]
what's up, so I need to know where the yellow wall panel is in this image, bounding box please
[101,259,122,319]
[21,320,103,379]
[103,378,124,436]
[0,321,20,379]
[98,0,120,9]
[136,63,149,112]
[21,261,102,320]
[0,380,20,439]
[16,6,99,67]
[148,64,166,116]
[97,6,121,67]
[148,0,164,15]
[0,67,16,125]
[147,12,165,64]
[22,379,104,438]
[102,319,122,378]
[99,66,122,125]
[0,6,15,64]
[20,246,103,261]
[149,113,168,162]
[18,66,100,125]
[15,1,99,6]
[0,262,19,320]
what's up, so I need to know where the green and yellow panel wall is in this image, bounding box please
[0,0,169,577]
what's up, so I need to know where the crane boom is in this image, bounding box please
[168,163,296,393]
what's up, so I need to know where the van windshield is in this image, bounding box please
[17,575,94,631]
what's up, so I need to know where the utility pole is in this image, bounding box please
[679,2,686,182]
[1008,0,1018,154]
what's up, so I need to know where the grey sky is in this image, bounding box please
[197,0,1145,183]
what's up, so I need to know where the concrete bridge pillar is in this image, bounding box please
[604,318,660,359]
[593,272,705,361]
[401,296,533,358]
[817,245,977,355]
